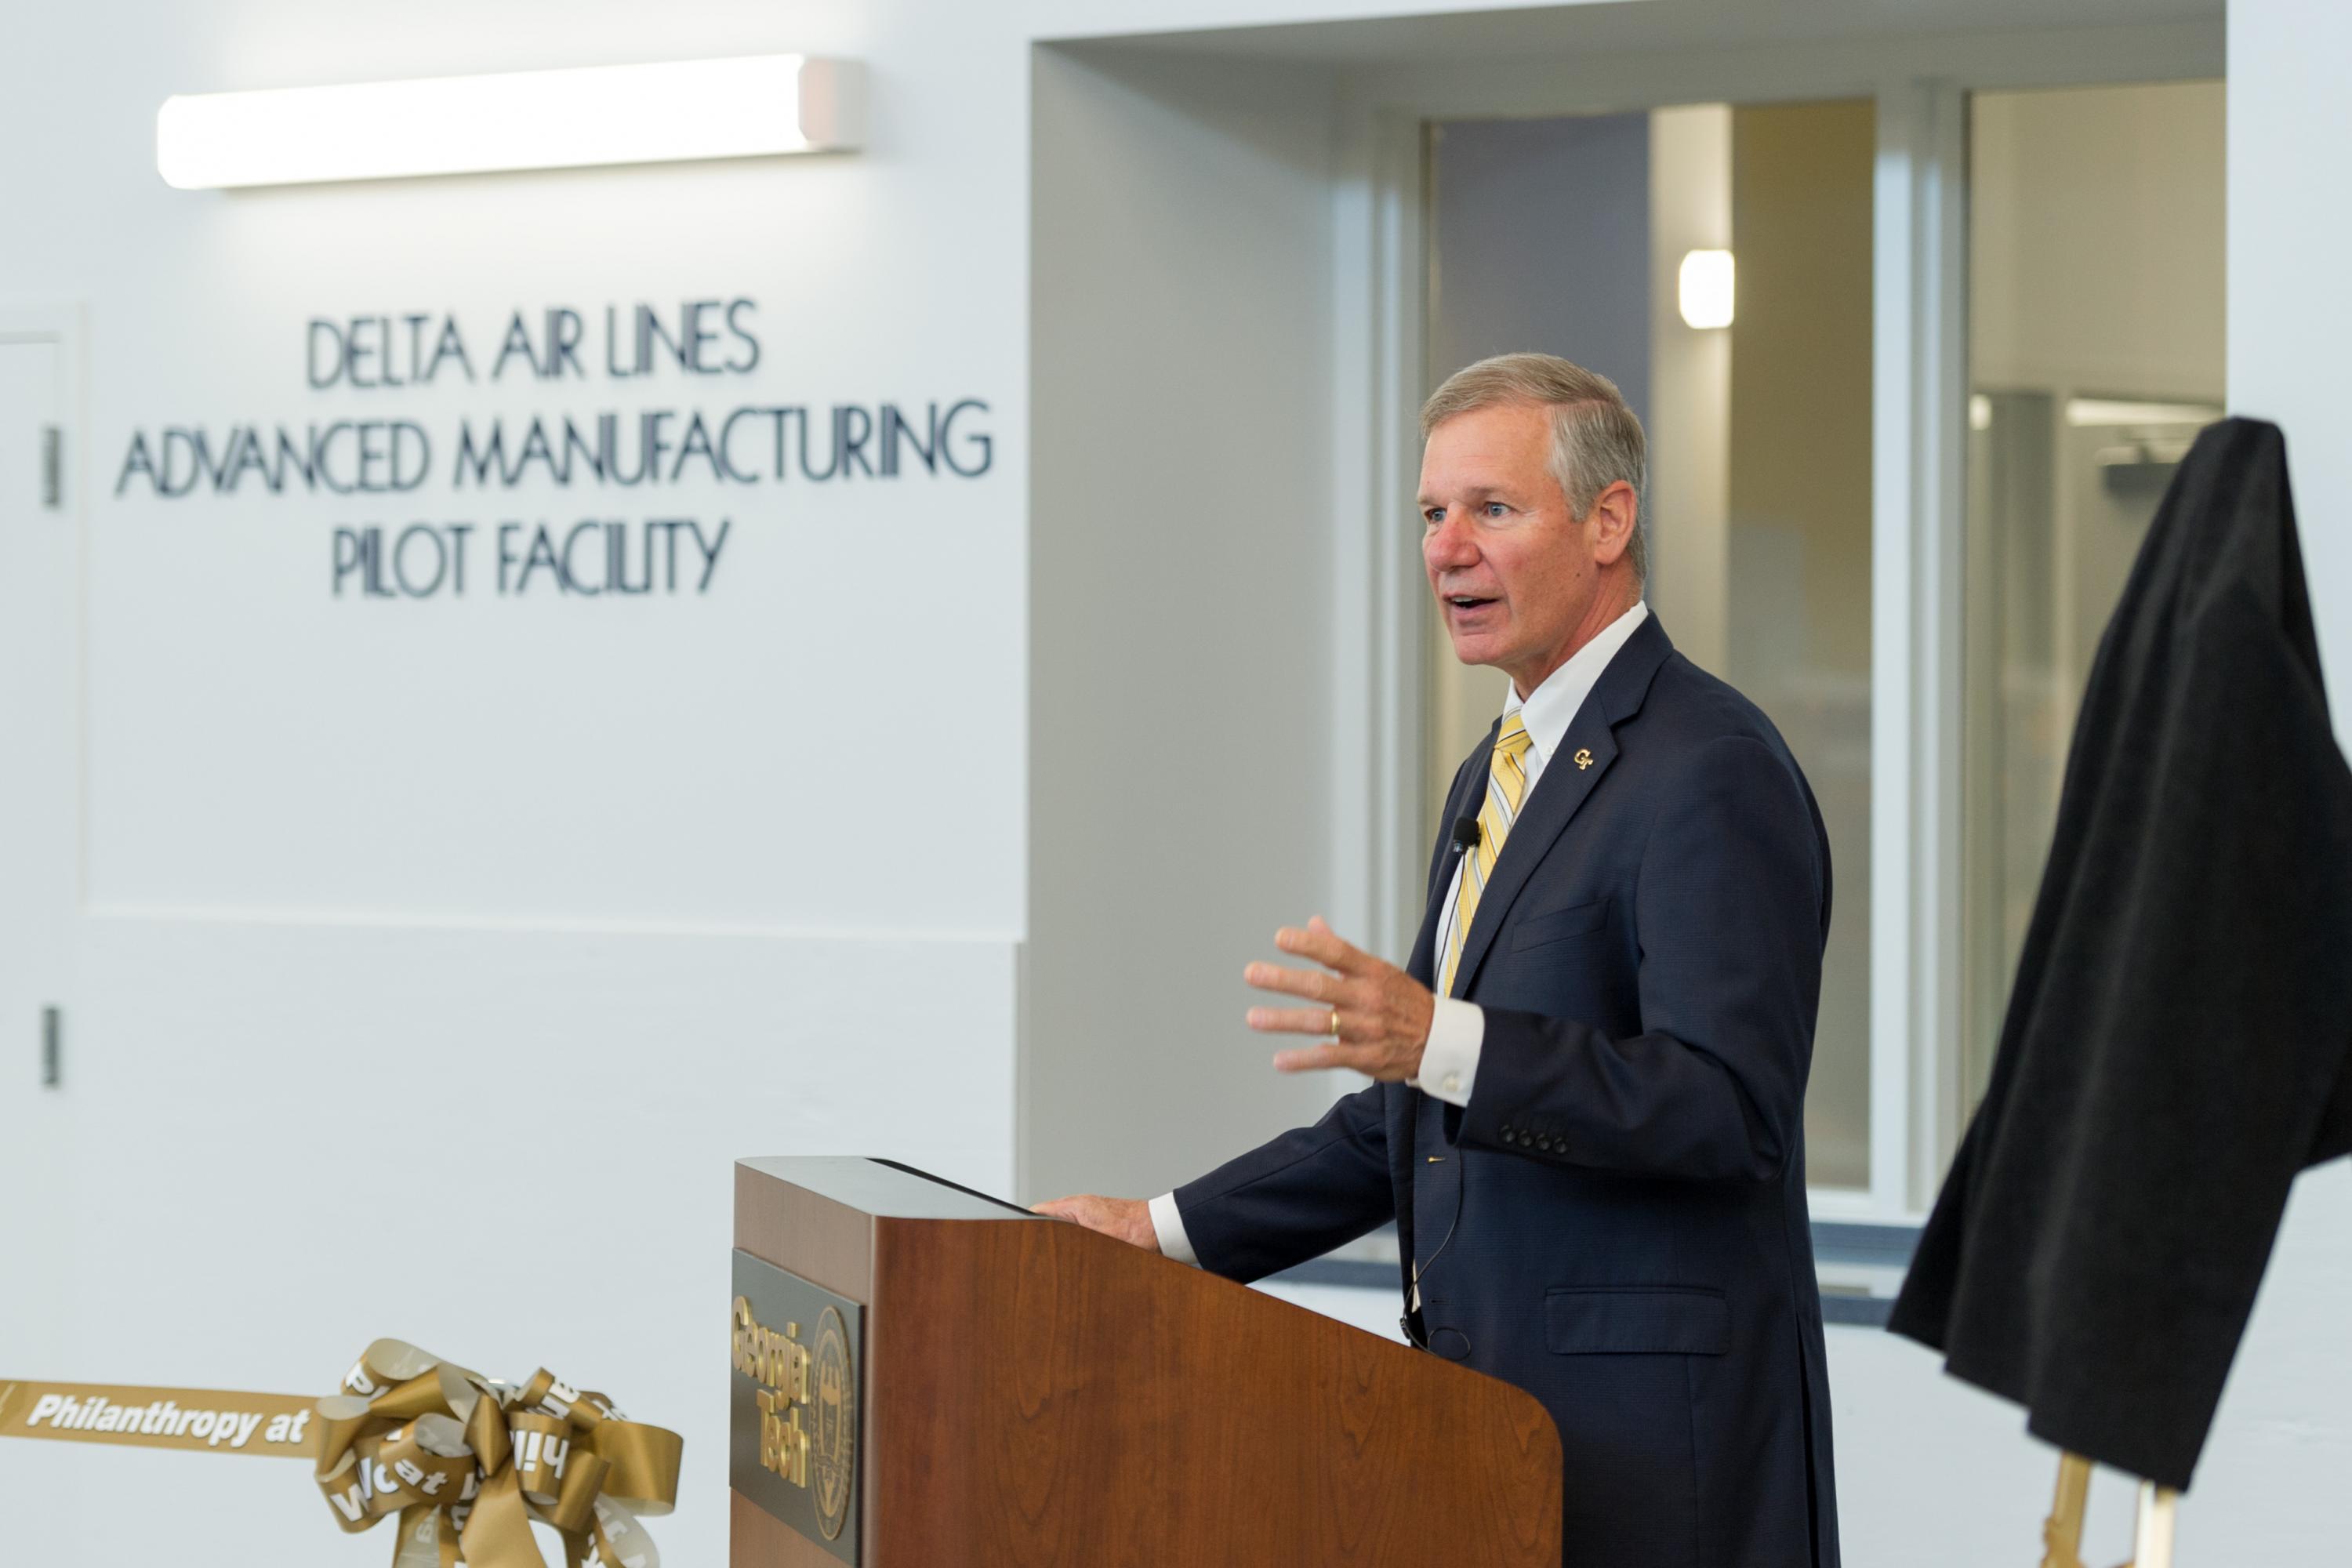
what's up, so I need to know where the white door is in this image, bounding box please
[0,325,80,1551]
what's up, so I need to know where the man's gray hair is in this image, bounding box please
[1419,353,1650,585]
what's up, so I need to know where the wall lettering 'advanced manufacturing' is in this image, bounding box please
[107,297,997,603]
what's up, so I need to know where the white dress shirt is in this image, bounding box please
[1150,601,1651,1267]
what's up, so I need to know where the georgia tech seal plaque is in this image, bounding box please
[730,1250,862,1563]
[809,1304,855,1540]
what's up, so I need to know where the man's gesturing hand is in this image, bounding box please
[1031,1195,1159,1250]
[1247,916,1437,1081]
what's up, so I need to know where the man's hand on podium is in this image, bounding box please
[1031,1195,1160,1251]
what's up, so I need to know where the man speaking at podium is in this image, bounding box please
[1040,354,1839,1568]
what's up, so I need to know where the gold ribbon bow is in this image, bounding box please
[313,1340,683,1568]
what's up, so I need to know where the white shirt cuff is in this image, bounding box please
[1148,1191,1200,1267]
[1413,999,1486,1107]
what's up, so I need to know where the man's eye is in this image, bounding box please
[1424,509,1444,527]
[1484,502,1508,517]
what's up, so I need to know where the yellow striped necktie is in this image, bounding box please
[1437,712,1535,998]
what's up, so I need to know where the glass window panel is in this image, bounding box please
[1425,100,1876,1189]
[1962,82,2227,1114]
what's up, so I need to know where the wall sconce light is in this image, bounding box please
[157,55,865,190]
[1678,249,1735,329]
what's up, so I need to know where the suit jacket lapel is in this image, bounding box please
[1447,615,1676,1000]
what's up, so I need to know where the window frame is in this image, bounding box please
[1329,37,2223,1223]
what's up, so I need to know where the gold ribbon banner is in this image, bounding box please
[0,1378,315,1455]
[314,1339,682,1568]
[1,1341,682,1568]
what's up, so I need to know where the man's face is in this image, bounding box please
[1418,401,1606,695]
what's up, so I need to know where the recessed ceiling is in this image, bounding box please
[1046,0,2222,66]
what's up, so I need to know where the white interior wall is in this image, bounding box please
[2201,1,2352,1555]
[0,4,1030,1564]
[2230,1,2351,688]
[1024,44,1348,1207]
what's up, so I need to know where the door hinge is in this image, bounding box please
[40,425,63,509]
[41,1006,61,1087]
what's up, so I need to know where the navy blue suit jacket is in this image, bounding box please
[1174,615,1839,1568]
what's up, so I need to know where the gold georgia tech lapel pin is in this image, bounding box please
[1574,748,1594,770]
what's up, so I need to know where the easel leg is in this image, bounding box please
[2127,1482,2178,1568]
[2042,1453,2092,1568]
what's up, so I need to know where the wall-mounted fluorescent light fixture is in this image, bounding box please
[157,55,865,190]
[1678,249,1735,330]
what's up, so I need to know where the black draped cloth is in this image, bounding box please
[1889,418,2352,1490]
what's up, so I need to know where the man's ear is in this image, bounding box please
[1587,480,1639,566]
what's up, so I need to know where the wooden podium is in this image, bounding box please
[731,1156,1560,1567]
